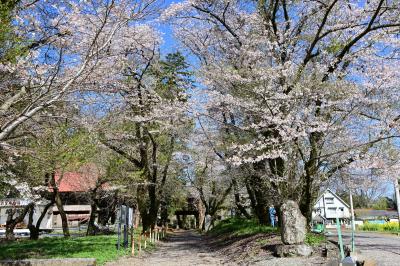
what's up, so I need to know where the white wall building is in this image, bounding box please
[0,198,53,230]
[312,189,351,224]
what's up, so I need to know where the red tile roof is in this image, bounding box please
[50,165,107,192]
[54,171,97,192]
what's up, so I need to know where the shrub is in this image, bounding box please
[359,222,400,233]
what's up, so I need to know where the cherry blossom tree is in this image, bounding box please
[163,0,400,226]
[0,0,160,155]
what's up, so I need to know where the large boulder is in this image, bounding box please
[280,200,306,245]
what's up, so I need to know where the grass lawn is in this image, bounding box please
[0,232,156,265]
[208,218,278,237]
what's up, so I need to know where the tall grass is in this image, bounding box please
[359,222,400,233]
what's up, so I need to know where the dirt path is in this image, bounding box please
[105,230,225,266]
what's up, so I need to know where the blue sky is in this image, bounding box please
[158,0,180,55]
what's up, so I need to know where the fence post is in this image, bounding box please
[138,234,142,256]
[131,227,135,256]
[149,228,152,243]
[144,231,147,249]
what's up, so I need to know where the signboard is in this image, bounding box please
[116,205,135,250]
[0,199,31,207]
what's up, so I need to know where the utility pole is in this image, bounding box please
[394,177,400,231]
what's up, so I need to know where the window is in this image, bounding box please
[327,207,337,216]
[325,197,334,204]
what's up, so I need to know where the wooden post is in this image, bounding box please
[149,229,152,243]
[138,234,142,256]
[131,227,135,256]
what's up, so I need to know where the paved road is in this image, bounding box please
[328,230,400,266]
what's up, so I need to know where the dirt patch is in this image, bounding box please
[206,232,330,265]
[105,230,224,266]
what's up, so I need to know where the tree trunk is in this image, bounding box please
[55,192,70,237]
[5,223,16,241]
[49,172,70,238]
[255,190,269,225]
[27,201,54,240]
[246,178,269,225]
[5,203,34,241]
[299,174,318,228]
[232,178,251,219]
[160,200,168,227]
[27,209,40,240]
[86,203,97,236]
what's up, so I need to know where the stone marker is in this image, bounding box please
[275,200,312,257]
[280,200,306,245]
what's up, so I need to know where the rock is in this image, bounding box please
[275,244,313,257]
[280,200,306,245]
[324,242,339,258]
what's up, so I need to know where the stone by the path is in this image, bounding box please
[280,200,306,245]
[275,244,312,257]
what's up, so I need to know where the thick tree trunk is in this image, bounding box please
[5,203,34,241]
[232,178,251,219]
[245,178,269,225]
[299,174,318,228]
[255,191,269,225]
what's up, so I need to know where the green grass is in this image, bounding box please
[0,232,156,265]
[208,218,278,237]
[305,232,326,246]
[359,222,400,233]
